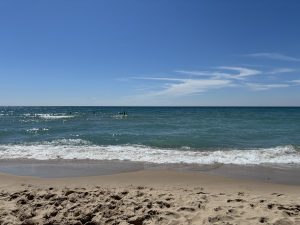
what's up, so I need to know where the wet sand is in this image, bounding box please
[0,160,300,224]
[1,159,300,185]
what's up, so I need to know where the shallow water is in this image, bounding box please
[0,106,299,165]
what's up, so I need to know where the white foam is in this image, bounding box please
[112,115,128,120]
[36,114,74,120]
[26,128,49,133]
[26,128,39,132]
[0,139,299,165]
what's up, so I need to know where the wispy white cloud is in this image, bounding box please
[246,53,300,62]
[267,68,296,74]
[126,64,296,99]
[134,77,233,96]
[176,67,295,78]
[153,79,232,96]
[174,70,228,77]
[290,80,300,84]
[246,83,290,91]
[218,66,261,79]
[175,67,261,80]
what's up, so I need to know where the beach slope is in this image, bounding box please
[0,170,299,225]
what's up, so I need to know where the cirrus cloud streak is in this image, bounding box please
[130,66,297,98]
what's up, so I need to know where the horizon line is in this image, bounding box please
[0,105,300,107]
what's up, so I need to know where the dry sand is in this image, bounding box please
[0,170,300,225]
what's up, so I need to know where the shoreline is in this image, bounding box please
[0,159,300,185]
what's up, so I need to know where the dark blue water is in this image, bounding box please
[0,107,299,164]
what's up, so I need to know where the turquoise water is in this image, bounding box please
[0,107,299,165]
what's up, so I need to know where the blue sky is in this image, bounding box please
[0,0,300,106]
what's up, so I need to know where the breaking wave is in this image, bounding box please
[0,139,299,165]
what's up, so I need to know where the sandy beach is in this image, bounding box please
[0,162,300,225]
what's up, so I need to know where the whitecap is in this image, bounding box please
[36,114,74,120]
[26,128,49,133]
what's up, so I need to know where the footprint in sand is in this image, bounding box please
[207,215,233,223]
[259,217,268,223]
[214,206,222,212]
[273,218,293,225]
[164,211,181,219]
[177,207,195,212]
